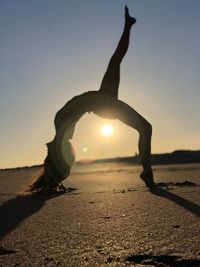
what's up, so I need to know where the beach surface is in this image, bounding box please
[0,162,200,266]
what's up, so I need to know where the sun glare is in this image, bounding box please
[82,147,88,152]
[101,124,113,137]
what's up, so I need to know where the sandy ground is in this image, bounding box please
[0,163,200,267]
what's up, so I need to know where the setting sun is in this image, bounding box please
[100,124,113,137]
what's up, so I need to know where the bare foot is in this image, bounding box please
[125,5,136,26]
[140,170,155,188]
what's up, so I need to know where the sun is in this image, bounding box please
[100,123,113,137]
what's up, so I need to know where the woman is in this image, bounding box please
[30,6,154,193]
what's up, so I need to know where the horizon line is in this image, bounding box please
[1,149,200,171]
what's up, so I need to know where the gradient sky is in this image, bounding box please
[0,0,200,168]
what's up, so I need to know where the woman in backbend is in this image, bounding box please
[31,6,154,193]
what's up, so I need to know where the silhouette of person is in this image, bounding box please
[31,6,154,193]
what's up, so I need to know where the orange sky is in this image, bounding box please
[0,1,200,168]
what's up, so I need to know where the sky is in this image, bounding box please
[0,0,200,168]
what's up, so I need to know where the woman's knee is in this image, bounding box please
[140,120,152,137]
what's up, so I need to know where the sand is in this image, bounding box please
[0,162,200,266]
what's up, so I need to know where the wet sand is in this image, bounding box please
[0,163,200,266]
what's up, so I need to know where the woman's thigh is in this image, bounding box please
[112,100,149,131]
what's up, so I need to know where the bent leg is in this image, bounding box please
[114,100,154,187]
[99,6,136,98]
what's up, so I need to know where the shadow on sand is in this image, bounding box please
[0,192,66,243]
[150,186,200,217]
[125,254,200,266]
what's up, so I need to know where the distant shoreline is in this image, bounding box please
[83,150,200,166]
[1,150,200,172]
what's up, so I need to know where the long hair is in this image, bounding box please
[29,152,71,193]
[29,170,47,193]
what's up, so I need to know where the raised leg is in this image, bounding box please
[99,6,136,98]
